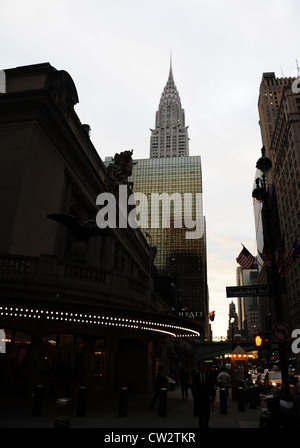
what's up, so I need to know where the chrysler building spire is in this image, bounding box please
[150,62,189,158]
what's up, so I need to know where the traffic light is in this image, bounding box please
[254,334,263,347]
[254,333,269,348]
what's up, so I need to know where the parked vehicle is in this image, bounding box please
[166,376,176,391]
[256,373,267,392]
[290,374,300,394]
[251,373,259,385]
[265,370,282,391]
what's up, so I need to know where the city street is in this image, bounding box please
[0,385,261,429]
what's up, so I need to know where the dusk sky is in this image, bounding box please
[2,0,299,336]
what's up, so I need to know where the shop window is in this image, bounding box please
[43,334,57,346]
[4,329,31,344]
[58,334,74,346]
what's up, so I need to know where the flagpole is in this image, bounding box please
[255,256,266,272]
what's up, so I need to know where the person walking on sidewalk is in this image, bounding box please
[192,362,216,428]
[210,366,218,411]
[180,368,189,399]
[149,366,166,409]
[217,367,231,398]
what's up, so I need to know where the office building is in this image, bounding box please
[256,72,300,341]
[236,267,259,339]
[267,81,300,330]
[258,72,295,157]
[150,63,189,159]
[128,64,209,338]
[227,301,239,341]
[129,156,209,336]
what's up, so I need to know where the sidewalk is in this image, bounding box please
[0,386,262,429]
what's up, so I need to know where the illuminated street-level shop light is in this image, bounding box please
[224,353,254,359]
[0,306,200,338]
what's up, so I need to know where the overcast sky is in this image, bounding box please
[1,0,299,337]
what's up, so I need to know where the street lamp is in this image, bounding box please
[252,147,289,386]
[252,177,268,202]
[252,146,272,203]
[230,317,235,350]
[255,146,272,175]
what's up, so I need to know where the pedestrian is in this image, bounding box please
[149,366,166,409]
[210,366,218,411]
[273,384,296,428]
[293,382,300,427]
[180,367,189,399]
[244,374,253,404]
[217,366,231,398]
[191,362,216,428]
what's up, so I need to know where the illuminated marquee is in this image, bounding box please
[0,306,200,338]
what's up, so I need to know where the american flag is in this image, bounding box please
[296,244,300,264]
[283,240,298,274]
[209,311,215,321]
[236,246,256,269]
[275,237,286,274]
[259,248,272,267]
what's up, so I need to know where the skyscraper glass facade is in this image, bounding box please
[129,156,208,334]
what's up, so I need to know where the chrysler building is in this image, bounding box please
[150,62,189,158]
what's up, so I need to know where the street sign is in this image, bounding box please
[273,323,290,342]
[178,310,203,319]
[226,285,269,298]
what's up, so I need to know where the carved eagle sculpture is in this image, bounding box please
[47,213,107,242]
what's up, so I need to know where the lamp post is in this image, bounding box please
[252,147,289,386]
[230,317,235,350]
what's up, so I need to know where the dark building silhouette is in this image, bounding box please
[0,63,200,397]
